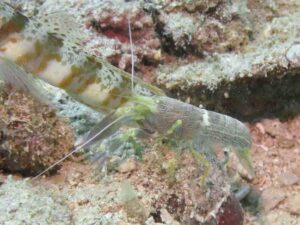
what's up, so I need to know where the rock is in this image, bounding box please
[293,166,300,177]
[286,193,300,215]
[118,149,244,225]
[145,217,164,225]
[216,194,244,225]
[160,208,180,225]
[0,142,246,225]
[261,188,286,212]
[10,0,300,121]
[0,177,72,225]
[264,210,300,225]
[0,85,74,176]
[117,158,137,173]
[286,43,300,67]
[147,0,251,55]
[145,0,222,13]
[156,9,300,120]
[255,123,265,134]
[0,174,4,185]
[278,172,299,186]
[85,0,162,71]
[261,119,285,137]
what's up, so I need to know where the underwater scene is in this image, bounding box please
[0,0,299,224]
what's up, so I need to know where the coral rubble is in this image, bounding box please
[0,83,74,175]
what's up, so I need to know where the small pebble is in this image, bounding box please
[286,193,300,215]
[261,188,286,212]
[265,210,300,225]
[278,172,299,186]
[118,158,137,173]
[293,166,300,177]
[255,123,265,134]
[160,208,180,225]
[286,43,300,67]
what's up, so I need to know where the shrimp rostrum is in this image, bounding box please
[0,2,254,179]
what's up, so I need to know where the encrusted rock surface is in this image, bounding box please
[245,116,300,225]
[0,146,243,225]
[0,83,74,175]
[152,0,251,55]
[156,11,300,119]
[0,177,72,225]
[1,1,300,225]
[12,0,300,120]
[85,0,161,71]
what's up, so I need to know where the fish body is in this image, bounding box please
[0,2,254,178]
[0,2,164,113]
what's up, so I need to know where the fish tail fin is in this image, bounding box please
[0,2,29,29]
[0,57,49,103]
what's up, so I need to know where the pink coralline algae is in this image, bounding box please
[86,2,161,72]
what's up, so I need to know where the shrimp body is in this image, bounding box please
[0,2,253,178]
[112,95,254,178]
[131,96,254,178]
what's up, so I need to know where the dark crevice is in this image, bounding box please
[150,9,203,58]
[149,210,162,223]
[163,68,300,122]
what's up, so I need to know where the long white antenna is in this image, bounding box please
[32,116,126,180]
[128,17,134,93]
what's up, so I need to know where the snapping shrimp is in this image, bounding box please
[0,2,254,180]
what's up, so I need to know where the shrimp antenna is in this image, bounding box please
[128,17,134,94]
[32,115,129,179]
